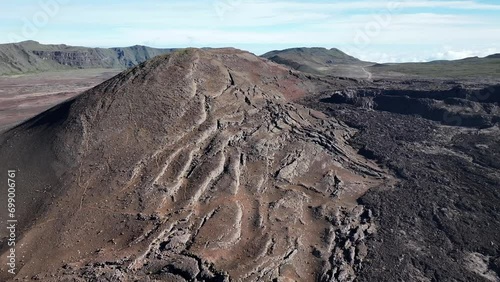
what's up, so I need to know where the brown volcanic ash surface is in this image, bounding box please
[0,49,392,281]
[0,69,121,132]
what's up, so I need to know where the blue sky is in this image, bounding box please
[1,0,500,62]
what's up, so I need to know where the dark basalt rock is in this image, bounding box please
[301,78,500,282]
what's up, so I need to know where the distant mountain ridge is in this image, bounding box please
[2,42,499,80]
[261,47,500,80]
[0,41,175,75]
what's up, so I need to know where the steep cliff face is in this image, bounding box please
[31,49,119,68]
[0,41,174,75]
[111,45,175,68]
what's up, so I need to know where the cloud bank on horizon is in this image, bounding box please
[1,0,499,63]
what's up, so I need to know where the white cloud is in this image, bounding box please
[348,47,499,63]
[431,47,499,60]
[238,0,500,12]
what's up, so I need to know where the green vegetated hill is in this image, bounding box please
[261,47,370,74]
[369,56,500,79]
[0,40,175,75]
[486,54,500,59]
